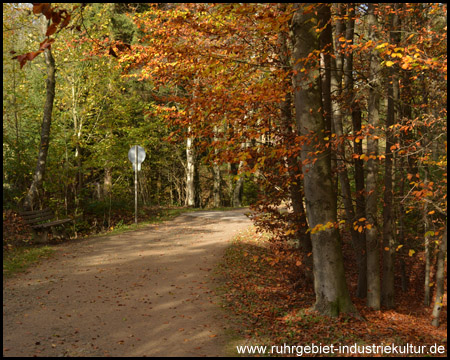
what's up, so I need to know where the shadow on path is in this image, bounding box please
[3,210,252,357]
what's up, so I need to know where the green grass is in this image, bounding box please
[3,245,55,278]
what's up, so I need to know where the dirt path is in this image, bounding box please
[3,209,251,357]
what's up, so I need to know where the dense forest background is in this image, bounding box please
[3,3,447,325]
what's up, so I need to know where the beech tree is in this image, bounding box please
[291,4,357,316]
[6,2,446,324]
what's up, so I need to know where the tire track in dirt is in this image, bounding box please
[3,209,251,357]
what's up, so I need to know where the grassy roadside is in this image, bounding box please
[3,246,55,278]
[215,227,447,357]
[3,206,242,278]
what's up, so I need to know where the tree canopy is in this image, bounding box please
[3,2,447,327]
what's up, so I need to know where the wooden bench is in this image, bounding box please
[20,208,73,244]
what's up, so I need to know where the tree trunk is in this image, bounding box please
[23,26,56,210]
[365,4,381,310]
[213,162,221,208]
[277,23,313,282]
[185,130,196,207]
[382,4,401,309]
[213,126,222,208]
[232,161,244,207]
[423,185,432,306]
[431,226,447,327]
[345,4,367,298]
[291,4,357,317]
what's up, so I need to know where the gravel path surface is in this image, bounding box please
[3,209,251,357]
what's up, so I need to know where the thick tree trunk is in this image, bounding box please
[291,4,356,317]
[365,4,381,310]
[320,5,365,301]
[23,43,56,210]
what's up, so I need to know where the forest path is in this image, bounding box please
[3,209,252,357]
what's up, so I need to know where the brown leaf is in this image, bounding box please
[61,14,71,28]
[46,23,58,36]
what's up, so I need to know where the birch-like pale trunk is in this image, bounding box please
[185,128,196,207]
[365,4,381,310]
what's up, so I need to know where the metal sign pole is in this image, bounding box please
[135,146,138,224]
[128,145,145,225]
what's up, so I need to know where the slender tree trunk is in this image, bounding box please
[365,4,381,310]
[71,78,84,209]
[23,24,56,210]
[431,226,447,327]
[396,154,409,292]
[423,174,432,306]
[382,4,401,309]
[232,160,244,207]
[291,4,357,317]
[213,162,221,207]
[213,126,221,207]
[381,80,396,308]
[185,129,196,207]
[345,4,367,298]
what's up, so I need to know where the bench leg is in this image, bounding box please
[32,229,49,244]
[51,226,68,241]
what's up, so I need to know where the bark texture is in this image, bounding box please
[291,4,356,316]
[23,45,56,210]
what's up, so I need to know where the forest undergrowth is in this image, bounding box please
[216,227,447,357]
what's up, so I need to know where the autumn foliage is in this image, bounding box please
[7,2,447,330]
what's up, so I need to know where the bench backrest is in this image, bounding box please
[20,208,54,225]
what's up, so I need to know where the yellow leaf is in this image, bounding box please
[428,210,435,215]
[376,42,388,49]
[355,138,361,143]
[366,224,373,230]
[409,249,416,257]
[386,60,395,67]
[396,244,404,251]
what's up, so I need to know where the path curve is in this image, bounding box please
[3,209,251,357]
